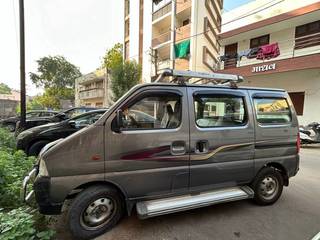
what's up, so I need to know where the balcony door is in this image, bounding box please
[224,43,238,69]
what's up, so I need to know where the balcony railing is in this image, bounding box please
[295,32,320,50]
[220,33,320,70]
[176,24,191,42]
[152,2,172,21]
[152,31,171,47]
[79,88,104,100]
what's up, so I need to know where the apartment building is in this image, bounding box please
[218,0,320,125]
[75,69,113,108]
[124,0,223,82]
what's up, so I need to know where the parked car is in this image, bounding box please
[23,70,300,240]
[0,110,59,132]
[15,107,99,135]
[17,109,107,156]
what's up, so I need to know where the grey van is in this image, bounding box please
[23,70,300,240]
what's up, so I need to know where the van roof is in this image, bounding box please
[139,82,286,92]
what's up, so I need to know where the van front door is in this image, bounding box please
[188,87,255,191]
[105,86,190,199]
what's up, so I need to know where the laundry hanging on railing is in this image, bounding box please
[247,47,260,59]
[256,43,280,60]
[238,49,251,60]
[174,40,190,59]
[218,52,238,62]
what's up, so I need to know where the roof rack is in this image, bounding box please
[155,69,244,88]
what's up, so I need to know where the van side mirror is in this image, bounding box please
[69,120,76,128]
[116,109,124,132]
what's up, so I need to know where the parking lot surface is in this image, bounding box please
[55,147,320,240]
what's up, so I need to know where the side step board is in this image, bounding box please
[136,186,254,219]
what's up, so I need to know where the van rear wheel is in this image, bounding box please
[251,167,284,205]
[68,185,124,240]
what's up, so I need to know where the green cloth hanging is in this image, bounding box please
[174,40,190,59]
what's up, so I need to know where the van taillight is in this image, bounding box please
[297,132,301,154]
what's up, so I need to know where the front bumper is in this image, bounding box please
[22,167,63,215]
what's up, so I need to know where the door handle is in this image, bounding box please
[195,140,209,154]
[171,141,186,156]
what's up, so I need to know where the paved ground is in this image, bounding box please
[55,147,320,240]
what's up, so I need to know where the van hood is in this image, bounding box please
[41,124,105,177]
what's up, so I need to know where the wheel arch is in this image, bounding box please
[263,162,289,186]
[70,180,133,216]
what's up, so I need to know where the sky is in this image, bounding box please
[224,0,254,12]
[0,0,124,96]
[0,0,251,96]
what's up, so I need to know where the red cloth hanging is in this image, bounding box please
[256,43,280,60]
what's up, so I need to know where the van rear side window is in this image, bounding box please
[254,98,291,124]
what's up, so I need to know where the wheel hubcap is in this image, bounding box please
[259,176,279,200]
[81,198,115,230]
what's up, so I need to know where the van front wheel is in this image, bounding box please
[251,167,284,205]
[68,185,124,240]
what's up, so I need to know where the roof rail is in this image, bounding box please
[155,69,244,88]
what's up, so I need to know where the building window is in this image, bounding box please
[194,94,247,128]
[253,98,292,124]
[289,92,305,116]
[96,102,103,107]
[183,19,190,26]
[250,35,270,48]
[295,20,320,49]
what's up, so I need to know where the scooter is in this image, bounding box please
[299,122,320,144]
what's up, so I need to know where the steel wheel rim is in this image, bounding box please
[7,125,15,132]
[259,176,279,200]
[80,197,116,230]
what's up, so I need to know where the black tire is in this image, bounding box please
[68,185,124,240]
[251,167,284,205]
[27,140,50,156]
[6,123,16,132]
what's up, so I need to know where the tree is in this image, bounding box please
[103,43,123,71]
[103,44,142,101]
[111,61,142,101]
[29,56,81,108]
[30,56,81,89]
[0,83,11,94]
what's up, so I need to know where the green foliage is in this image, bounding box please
[29,56,81,89]
[0,207,55,240]
[103,43,123,71]
[111,60,142,101]
[0,83,11,94]
[29,55,81,109]
[0,128,55,239]
[0,150,35,208]
[0,128,16,152]
[104,42,141,101]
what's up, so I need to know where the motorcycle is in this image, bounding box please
[299,122,320,144]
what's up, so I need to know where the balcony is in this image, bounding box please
[152,2,172,22]
[79,88,104,100]
[152,31,171,48]
[175,59,189,71]
[176,23,191,42]
[220,32,320,71]
[177,0,191,14]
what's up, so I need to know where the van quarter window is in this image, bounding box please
[254,98,292,124]
[194,94,247,128]
[122,93,182,130]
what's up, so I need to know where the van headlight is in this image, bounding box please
[38,159,49,177]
